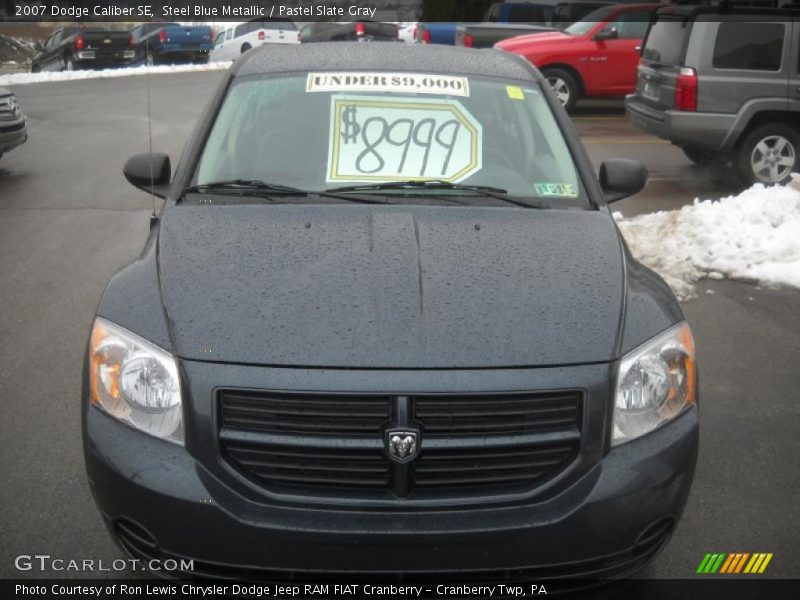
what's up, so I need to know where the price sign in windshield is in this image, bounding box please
[327,96,482,184]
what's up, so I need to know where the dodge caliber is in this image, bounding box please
[83,43,698,581]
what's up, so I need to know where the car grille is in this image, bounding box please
[219,390,581,502]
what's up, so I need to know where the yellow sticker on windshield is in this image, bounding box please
[534,182,578,197]
[506,86,525,100]
[327,96,483,184]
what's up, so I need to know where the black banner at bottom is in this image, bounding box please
[4,579,800,600]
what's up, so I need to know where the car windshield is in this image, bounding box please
[194,72,586,206]
[564,6,615,35]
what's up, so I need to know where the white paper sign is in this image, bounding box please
[327,96,483,184]
[308,72,470,97]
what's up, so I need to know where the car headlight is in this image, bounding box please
[89,317,183,444]
[612,322,696,446]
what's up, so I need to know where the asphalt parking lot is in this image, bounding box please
[0,71,798,580]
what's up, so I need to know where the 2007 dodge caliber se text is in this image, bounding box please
[83,44,698,581]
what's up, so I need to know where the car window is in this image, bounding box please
[226,28,234,41]
[507,6,547,23]
[195,74,586,206]
[215,32,225,45]
[265,21,297,30]
[712,22,785,71]
[608,11,651,39]
[642,17,691,65]
[564,6,616,35]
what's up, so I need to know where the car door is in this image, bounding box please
[42,30,62,71]
[585,9,652,94]
[211,31,228,61]
[33,32,53,71]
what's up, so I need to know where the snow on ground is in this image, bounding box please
[0,61,232,86]
[614,177,800,301]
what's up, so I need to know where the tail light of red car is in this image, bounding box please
[258,30,266,41]
[674,67,698,112]
[159,29,168,44]
[74,34,84,50]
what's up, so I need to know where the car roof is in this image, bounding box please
[234,42,539,82]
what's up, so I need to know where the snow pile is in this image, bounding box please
[614,178,800,300]
[0,61,232,86]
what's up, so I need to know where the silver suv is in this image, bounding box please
[626,6,799,185]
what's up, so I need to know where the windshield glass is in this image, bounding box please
[642,18,691,65]
[194,73,585,206]
[564,7,615,35]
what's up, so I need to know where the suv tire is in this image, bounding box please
[241,43,252,54]
[542,68,579,113]
[682,147,729,168]
[737,123,799,185]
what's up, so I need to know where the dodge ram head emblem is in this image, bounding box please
[386,430,419,463]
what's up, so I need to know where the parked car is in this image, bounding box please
[417,1,560,46]
[398,22,418,43]
[299,21,399,43]
[626,4,800,185]
[210,17,299,62]
[496,3,659,111]
[0,88,26,158]
[415,22,459,45]
[85,43,698,581]
[456,1,621,46]
[31,26,134,72]
[456,23,557,49]
[129,22,214,65]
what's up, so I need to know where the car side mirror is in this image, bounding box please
[594,27,618,42]
[123,153,171,198]
[599,159,647,203]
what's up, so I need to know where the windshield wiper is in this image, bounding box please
[326,180,550,209]
[183,179,394,205]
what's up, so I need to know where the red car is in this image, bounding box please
[496,4,658,112]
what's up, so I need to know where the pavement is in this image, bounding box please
[0,72,798,581]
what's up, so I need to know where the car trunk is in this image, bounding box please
[635,16,694,112]
[163,25,211,48]
[80,30,131,56]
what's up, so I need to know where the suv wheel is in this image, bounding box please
[542,68,578,113]
[737,123,799,185]
[241,43,252,54]
[682,147,729,168]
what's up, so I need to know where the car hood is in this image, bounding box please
[158,204,624,368]
[496,31,576,52]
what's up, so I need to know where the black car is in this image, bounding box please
[84,43,698,582]
[31,27,134,72]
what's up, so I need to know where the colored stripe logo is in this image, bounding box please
[696,553,773,574]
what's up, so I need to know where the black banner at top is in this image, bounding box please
[4,1,426,22]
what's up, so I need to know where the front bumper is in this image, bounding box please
[84,369,698,580]
[0,115,27,155]
[625,95,735,152]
